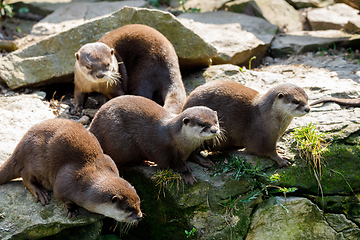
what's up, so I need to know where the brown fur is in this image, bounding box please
[75,24,186,114]
[74,42,124,111]
[183,80,310,167]
[310,97,360,107]
[0,118,142,222]
[88,95,220,185]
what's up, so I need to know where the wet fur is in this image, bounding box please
[0,119,142,222]
[98,24,186,114]
[183,80,310,167]
[88,95,220,184]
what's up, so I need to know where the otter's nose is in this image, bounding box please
[304,107,310,113]
[210,129,218,134]
[136,211,143,220]
[96,72,105,79]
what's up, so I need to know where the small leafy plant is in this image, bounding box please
[185,227,196,238]
[151,168,182,198]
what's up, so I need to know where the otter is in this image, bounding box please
[183,80,310,167]
[88,95,220,185]
[74,24,186,114]
[0,118,143,222]
[74,42,124,111]
[310,97,360,107]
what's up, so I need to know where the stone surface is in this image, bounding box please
[307,3,360,31]
[223,0,302,32]
[30,1,147,37]
[246,197,347,239]
[270,30,357,57]
[178,11,277,67]
[0,7,217,90]
[335,0,360,9]
[286,0,335,8]
[0,93,56,164]
[0,181,104,240]
[178,0,229,12]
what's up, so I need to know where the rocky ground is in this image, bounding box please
[1,0,360,239]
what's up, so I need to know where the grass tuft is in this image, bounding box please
[151,168,182,199]
[292,122,329,178]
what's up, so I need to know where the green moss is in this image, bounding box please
[278,143,360,195]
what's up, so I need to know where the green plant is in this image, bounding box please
[151,168,182,198]
[212,156,298,212]
[185,227,196,238]
[292,122,329,178]
[248,56,256,70]
[212,155,267,182]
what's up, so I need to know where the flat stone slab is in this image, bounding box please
[270,30,359,57]
[178,11,277,66]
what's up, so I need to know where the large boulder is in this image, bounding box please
[307,3,360,31]
[0,7,217,90]
[0,181,104,240]
[223,0,302,32]
[178,11,277,67]
[246,197,359,239]
[30,1,147,37]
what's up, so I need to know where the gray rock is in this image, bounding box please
[307,3,360,31]
[223,0,302,32]
[179,0,229,12]
[31,1,147,37]
[270,30,358,57]
[178,11,277,67]
[245,197,340,239]
[335,0,360,9]
[325,213,359,232]
[0,181,104,240]
[0,7,216,90]
[0,93,56,164]
[286,0,335,8]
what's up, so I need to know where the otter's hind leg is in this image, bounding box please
[22,173,51,205]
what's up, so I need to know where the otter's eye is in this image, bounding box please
[86,66,92,70]
[199,123,206,128]
[105,64,110,69]
[292,100,299,105]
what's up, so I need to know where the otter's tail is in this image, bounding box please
[0,152,22,185]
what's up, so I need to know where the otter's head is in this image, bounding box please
[272,83,310,117]
[181,106,220,141]
[75,42,120,86]
[84,177,143,224]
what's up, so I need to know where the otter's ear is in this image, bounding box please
[112,196,119,203]
[183,117,190,125]
[278,93,284,99]
[110,48,115,55]
[75,52,79,61]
